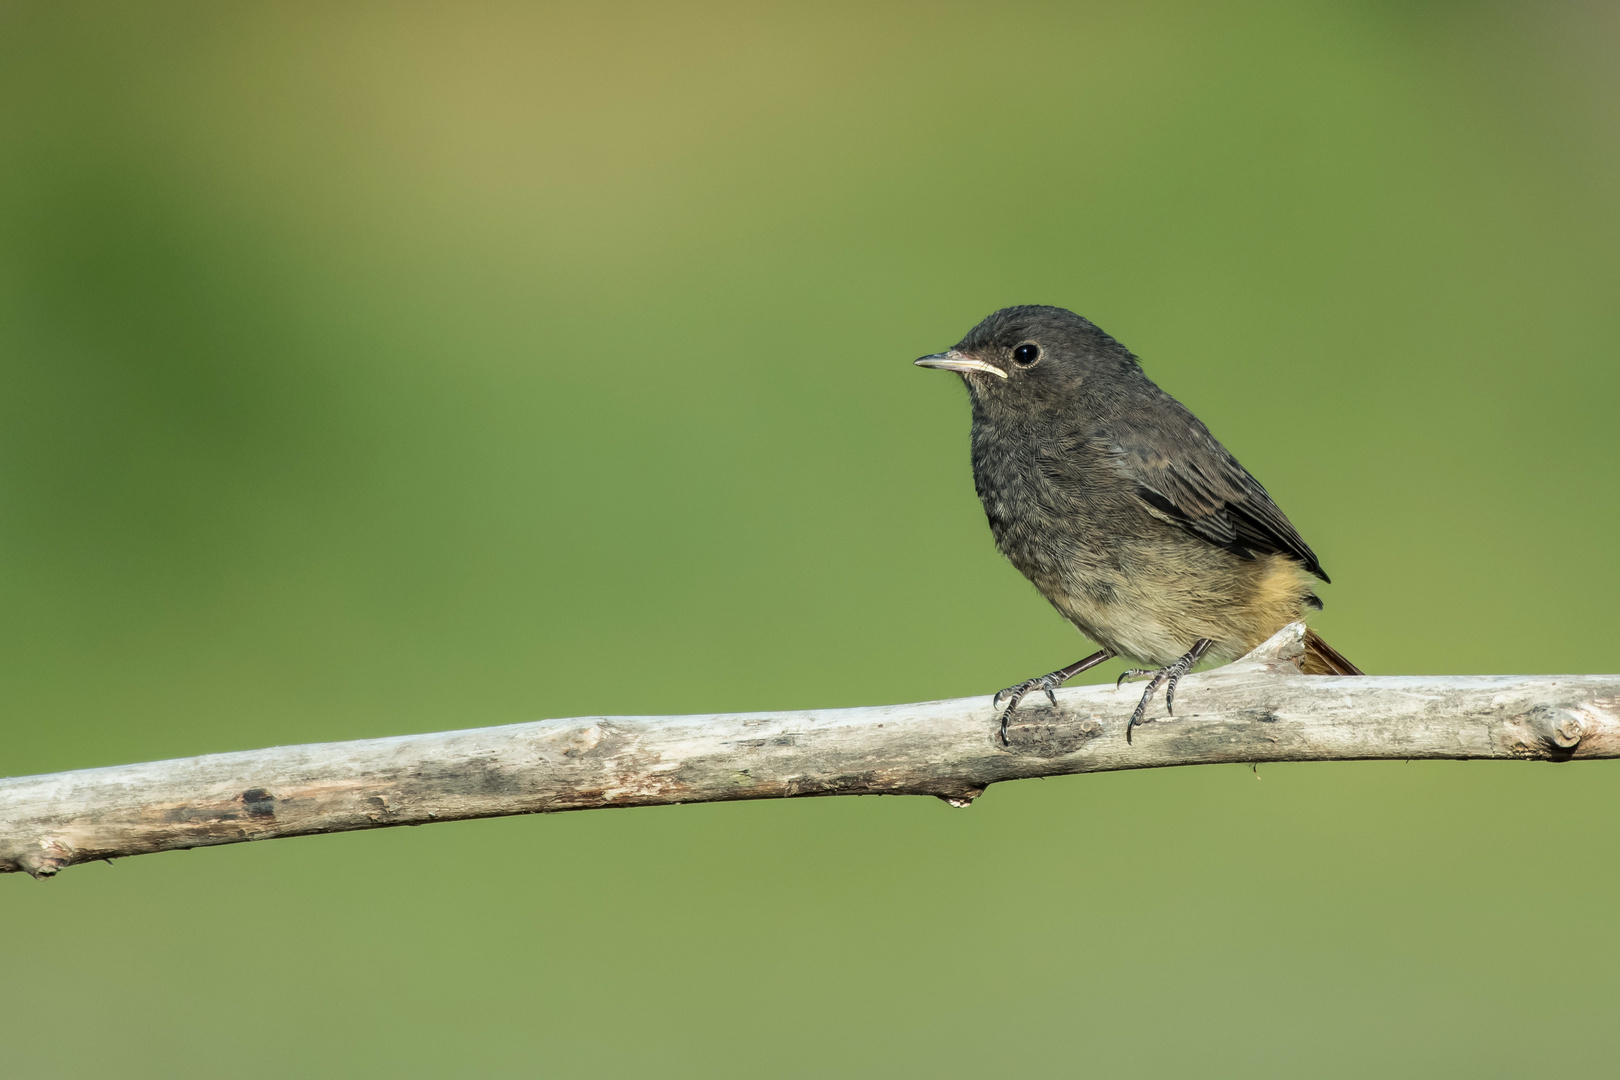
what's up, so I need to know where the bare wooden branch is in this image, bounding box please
[4,623,1617,878]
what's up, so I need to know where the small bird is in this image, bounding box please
[915,305,1362,743]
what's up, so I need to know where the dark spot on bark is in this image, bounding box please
[1243,710,1281,724]
[729,735,800,749]
[793,772,880,795]
[1000,711,1103,757]
[413,756,530,798]
[240,788,276,818]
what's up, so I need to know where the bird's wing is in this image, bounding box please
[1101,408,1329,582]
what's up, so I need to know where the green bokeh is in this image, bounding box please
[2,1,1617,1075]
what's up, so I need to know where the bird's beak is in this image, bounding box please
[913,350,1008,379]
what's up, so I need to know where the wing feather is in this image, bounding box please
[1105,409,1329,582]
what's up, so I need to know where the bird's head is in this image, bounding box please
[914,305,1137,417]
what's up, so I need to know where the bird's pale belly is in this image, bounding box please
[996,524,1315,668]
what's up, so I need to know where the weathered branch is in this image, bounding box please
[4,623,1617,878]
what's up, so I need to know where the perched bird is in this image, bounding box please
[915,305,1361,743]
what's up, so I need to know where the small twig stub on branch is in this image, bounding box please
[3,623,1617,877]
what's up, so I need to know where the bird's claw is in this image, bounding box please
[1117,640,1211,743]
[992,673,1064,744]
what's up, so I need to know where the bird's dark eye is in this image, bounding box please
[1012,343,1040,366]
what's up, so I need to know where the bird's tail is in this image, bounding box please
[1301,628,1364,676]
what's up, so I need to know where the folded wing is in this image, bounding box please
[1105,409,1329,583]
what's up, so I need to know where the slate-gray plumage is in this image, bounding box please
[916,305,1360,741]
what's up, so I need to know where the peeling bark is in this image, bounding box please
[4,623,1617,878]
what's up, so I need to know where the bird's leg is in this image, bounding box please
[1116,639,1213,743]
[993,649,1115,744]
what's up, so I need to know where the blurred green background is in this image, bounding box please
[2,0,1617,1075]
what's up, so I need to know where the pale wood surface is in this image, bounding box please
[4,623,1617,878]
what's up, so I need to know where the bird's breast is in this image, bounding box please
[971,420,1101,572]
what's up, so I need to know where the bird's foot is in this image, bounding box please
[992,649,1115,745]
[993,673,1063,742]
[1115,639,1213,743]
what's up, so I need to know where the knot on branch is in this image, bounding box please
[16,838,75,879]
[1227,621,1309,675]
[1525,704,1588,757]
[936,785,986,808]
